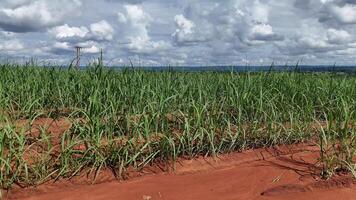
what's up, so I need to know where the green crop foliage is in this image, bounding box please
[0,63,355,188]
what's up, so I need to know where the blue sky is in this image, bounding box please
[0,0,356,66]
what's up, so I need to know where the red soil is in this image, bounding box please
[5,143,356,200]
[17,117,72,139]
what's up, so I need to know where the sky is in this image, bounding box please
[0,0,356,66]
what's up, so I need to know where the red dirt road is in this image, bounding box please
[6,143,356,200]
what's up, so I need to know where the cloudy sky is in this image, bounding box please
[0,0,356,66]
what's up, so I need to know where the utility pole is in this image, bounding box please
[100,48,103,67]
[75,46,82,69]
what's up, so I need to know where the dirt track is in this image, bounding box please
[6,143,356,200]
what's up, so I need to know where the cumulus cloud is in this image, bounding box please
[74,41,101,53]
[172,14,208,45]
[0,39,24,51]
[50,20,114,41]
[327,4,356,24]
[50,24,89,39]
[47,20,114,56]
[82,45,100,54]
[250,0,270,23]
[0,0,82,32]
[52,41,71,53]
[327,28,352,44]
[276,21,352,57]
[51,40,101,55]
[89,20,114,41]
[248,23,284,41]
[173,0,284,49]
[117,4,171,54]
[1,0,356,65]
[314,0,356,25]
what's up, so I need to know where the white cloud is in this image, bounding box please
[51,40,101,54]
[117,5,171,53]
[173,0,283,49]
[50,24,89,39]
[117,5,151,38]
[0,0,82,32]
[90,20,114,41]
[123,4,148,23]
[53,41,71,51]
[327,28,352,44]
[250,0,270,23]
[2,0,356,65]
[0,39,24,51]
[317,1,356,25]
[276,21,320,54]
[320,0,334,4]
[82,45,100,54]
[249,23,284,41]
[298,37,330,49]
[328,4,356,24]
[47,20,113,57]
[172,14,202,45]
[174,15,194,35]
